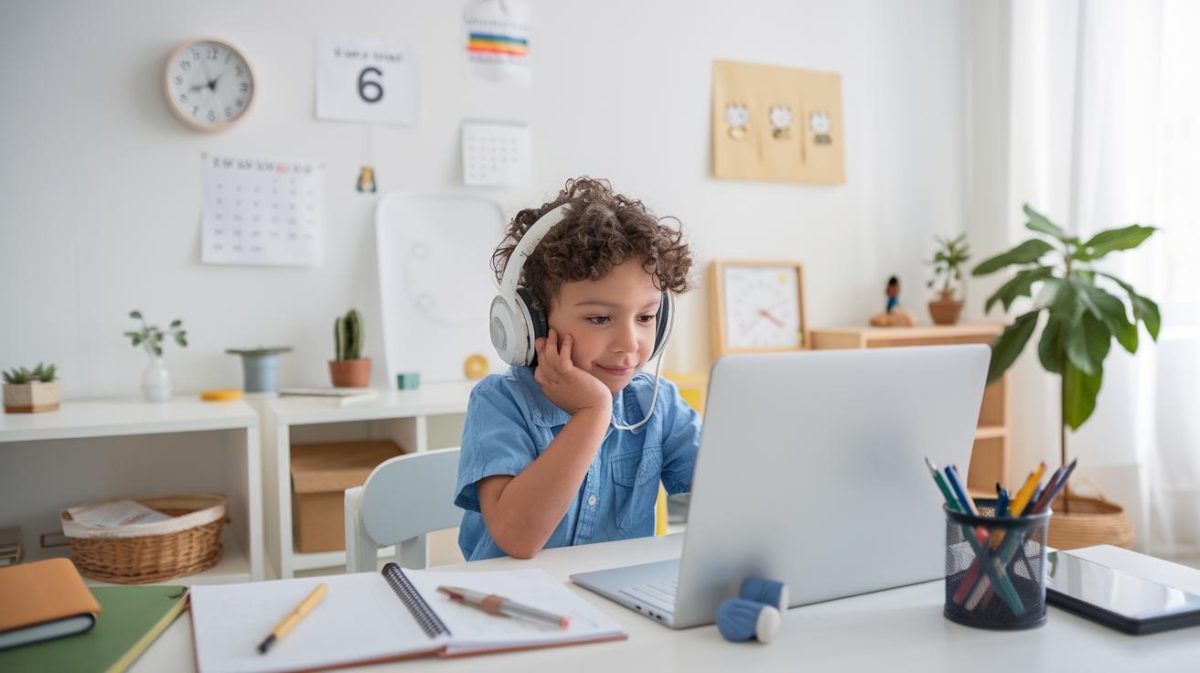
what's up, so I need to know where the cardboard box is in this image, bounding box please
[290,440,404,553]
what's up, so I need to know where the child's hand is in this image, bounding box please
[534,329,612,417]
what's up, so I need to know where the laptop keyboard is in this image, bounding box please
[619,577,678,614]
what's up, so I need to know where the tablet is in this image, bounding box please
[1046,550,1200,635]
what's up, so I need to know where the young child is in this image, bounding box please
[455,177,701,560]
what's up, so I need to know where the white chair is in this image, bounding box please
[344,447,462,573]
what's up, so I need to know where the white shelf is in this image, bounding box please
[0,397,258,443]
[268,382,476,425]
[0,396,264,582]
[261,382,473,578]
[26,536,252,587]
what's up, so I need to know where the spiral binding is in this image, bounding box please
[382,562,451,638]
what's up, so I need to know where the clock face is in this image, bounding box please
[164,39,255,131]
[722,265,803,350]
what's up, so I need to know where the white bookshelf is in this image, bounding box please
[0,397,264,583]
[257,382,473,578]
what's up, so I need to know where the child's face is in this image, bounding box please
[547,259,663,394]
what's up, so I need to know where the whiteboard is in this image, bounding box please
[375,194,506,384]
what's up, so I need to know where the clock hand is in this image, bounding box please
[758,309,785,328]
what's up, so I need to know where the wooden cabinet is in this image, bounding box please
[809,325,1007,496]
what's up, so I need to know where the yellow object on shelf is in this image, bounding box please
[200,389,243,402]
[463,354,489,380]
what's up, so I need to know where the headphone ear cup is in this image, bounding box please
[649,291,672,361]
[515,288,547,366]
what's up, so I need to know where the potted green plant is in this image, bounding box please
[330,309,371,388]
[926,234,971,325]
[124,310,188,403]
[3,362,61,413]
[972,204,1159,548]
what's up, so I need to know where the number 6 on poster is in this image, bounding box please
[316,35,419,126]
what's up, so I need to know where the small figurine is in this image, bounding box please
[886,276,900,313]
[870,275,916,327]
[356,165,377,193]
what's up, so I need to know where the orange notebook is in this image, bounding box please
[0,558,101,650]
[190,563,626,673]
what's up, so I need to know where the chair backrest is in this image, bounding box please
[345,447,461,572]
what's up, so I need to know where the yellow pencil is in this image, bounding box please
[258,583,328,654]
[986,462,1047,551]
[1011,462,1047,516]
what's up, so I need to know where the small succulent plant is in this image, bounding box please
[3,362,57,384]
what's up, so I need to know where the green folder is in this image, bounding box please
[0,585,188,673]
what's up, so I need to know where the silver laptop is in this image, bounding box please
[571,345,989,628]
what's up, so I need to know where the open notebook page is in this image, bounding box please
[404,568,626,654]
[191,574,446,673]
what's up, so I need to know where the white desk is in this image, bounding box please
[132,535,1199,672]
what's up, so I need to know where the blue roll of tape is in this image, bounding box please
[716,598,782,643]
[740,578,789,612]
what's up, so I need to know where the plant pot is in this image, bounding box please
[142,357,172,403]
[3,381,62,413]
[1047,490,1134,550]
[928,297,963,325]
[329,358,372,388]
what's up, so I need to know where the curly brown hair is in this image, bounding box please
[492,177,693,310]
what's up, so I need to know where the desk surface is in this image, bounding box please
[134,535,1200,673]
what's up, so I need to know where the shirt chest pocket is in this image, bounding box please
[610,446,663,531]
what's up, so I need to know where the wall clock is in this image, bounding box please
[163,38,255,132]
[709,259,808,360]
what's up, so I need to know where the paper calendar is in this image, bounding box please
[461,120,531,187]
[201,154,323,267]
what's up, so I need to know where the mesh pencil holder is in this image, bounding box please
[942,500,1051,630]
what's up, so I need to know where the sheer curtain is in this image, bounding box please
[980,0,1199,556]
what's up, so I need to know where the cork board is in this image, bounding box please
[711,60,844,185]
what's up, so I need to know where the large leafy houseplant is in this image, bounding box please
[972,205,1160,510]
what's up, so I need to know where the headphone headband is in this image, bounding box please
[498,203,571,302]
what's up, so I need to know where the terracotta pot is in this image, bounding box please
[4,381,62,413]
[1047,490,1134,550]
[928,298,963,325]
[328,358,372,388]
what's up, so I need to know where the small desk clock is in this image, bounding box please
[709,259,808,360]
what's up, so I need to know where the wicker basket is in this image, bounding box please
[1047,489,1135,550]
[60,494,226,584]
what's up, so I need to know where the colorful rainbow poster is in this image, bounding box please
[463,0,531,85]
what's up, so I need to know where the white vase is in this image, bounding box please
[142,356,172,403]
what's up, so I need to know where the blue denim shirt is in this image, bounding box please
[455,366,701,561]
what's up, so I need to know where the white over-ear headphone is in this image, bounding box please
[488,203,676,431]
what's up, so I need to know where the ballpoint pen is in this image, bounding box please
[437,586,570,629]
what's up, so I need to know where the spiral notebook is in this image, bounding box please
[190,563,626,673]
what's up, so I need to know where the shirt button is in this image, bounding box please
[587,494,597,507]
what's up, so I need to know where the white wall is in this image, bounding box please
[0,0,967,397]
